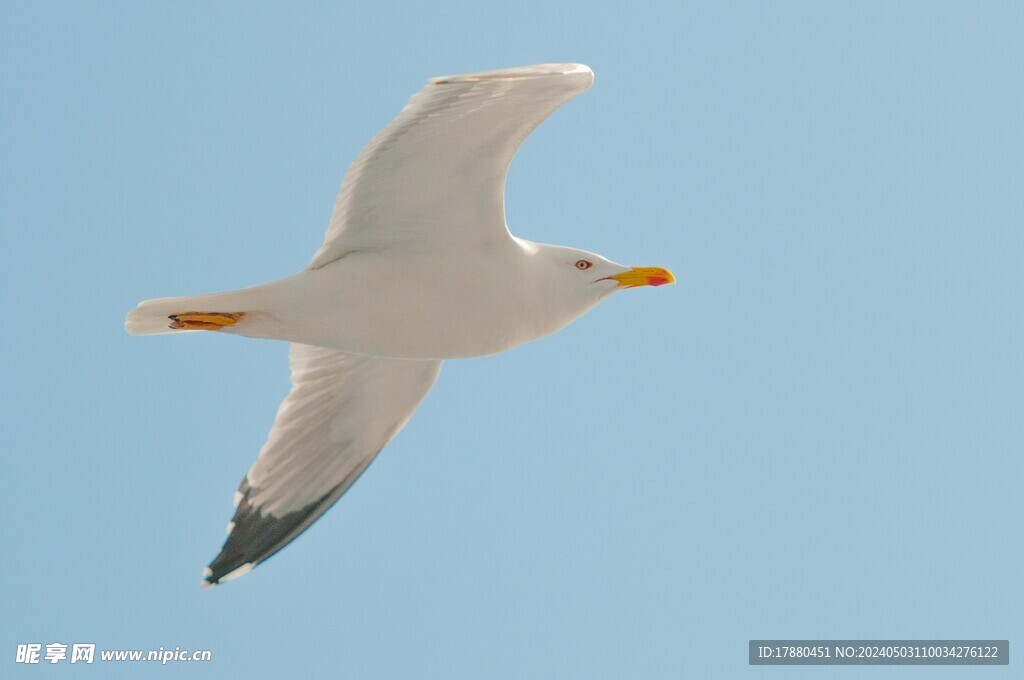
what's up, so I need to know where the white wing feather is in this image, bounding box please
[308,63,594,268]
[204,344,441,586]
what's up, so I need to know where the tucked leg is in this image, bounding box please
[168,312,245,331]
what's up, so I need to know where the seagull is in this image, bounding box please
[126,63,674,588]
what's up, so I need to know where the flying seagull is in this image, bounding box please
[126,63,674,588]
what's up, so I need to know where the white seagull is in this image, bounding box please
[126,63,674,587]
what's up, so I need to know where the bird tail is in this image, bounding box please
[125,291,251,336]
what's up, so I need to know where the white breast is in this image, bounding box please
[250,244,559,359]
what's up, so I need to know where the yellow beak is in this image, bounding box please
[605,266,676,289]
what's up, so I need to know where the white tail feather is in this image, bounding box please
[125,292,248,336]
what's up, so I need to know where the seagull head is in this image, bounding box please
[524,241,675,315]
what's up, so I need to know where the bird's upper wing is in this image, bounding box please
[203,344,441,587]
[308,63,594,269]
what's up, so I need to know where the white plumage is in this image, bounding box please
[126,63,673,587]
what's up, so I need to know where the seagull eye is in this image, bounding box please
[575,259,593,270]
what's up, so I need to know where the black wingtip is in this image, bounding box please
[201,561,254,588]
[202,471,363,587]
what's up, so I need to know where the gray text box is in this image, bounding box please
[749,640,1008,665]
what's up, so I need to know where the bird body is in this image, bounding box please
[129,237,622,359]
[126,63,674,587]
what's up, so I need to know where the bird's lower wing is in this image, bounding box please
[203,344,441,587]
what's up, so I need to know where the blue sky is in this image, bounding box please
[2,1,1021,678]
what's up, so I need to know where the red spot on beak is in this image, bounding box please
[647,275,670,287]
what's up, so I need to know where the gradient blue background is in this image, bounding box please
[2,1,1020,677]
